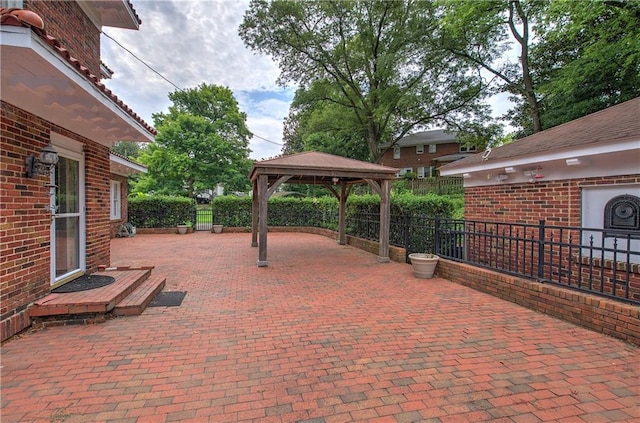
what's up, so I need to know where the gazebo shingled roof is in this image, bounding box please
[249,152,399,267]
[250,151,399,184]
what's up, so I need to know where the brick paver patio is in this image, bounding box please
[1,232,638,422]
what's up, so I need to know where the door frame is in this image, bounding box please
[50,134,86,285]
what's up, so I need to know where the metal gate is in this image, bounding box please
[194,209,212,231]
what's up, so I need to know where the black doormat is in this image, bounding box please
[148,291,187,307]
[52,275,116,293]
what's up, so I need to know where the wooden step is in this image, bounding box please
[112,275,166,316]
[30,268,151,318]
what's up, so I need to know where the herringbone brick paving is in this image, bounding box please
[1,232,638,422]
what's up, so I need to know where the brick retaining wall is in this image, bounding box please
[435,259,640,346]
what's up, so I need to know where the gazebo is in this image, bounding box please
[249,152,399,267]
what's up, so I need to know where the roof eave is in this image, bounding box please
[439,138,640,176]
[110,153,147,175]
[1,26,154,145]
[78,0,141,30]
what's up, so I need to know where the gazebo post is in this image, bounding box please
[249,152,398,267]
[378,179,391,263]
[257,174,268,267]
[338,182,347,245]
[251,179,258,247]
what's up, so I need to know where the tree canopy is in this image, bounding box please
[110,141,142,159]
[243,0,639,156]
[533,0,640,130]
[240,0,492,162]
[133,84,253,197]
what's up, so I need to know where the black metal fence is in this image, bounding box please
[347,212,640,305]
[193,208,213,231]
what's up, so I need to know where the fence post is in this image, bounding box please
[403,214,410,262]
[434,215,441,255]
[537,219,545,280]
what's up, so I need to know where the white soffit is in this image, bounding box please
[1,26,153,145]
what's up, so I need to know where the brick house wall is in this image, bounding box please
[464,175,640,226]
[84,142,111,270]
[380,143,461,176]
[25,0,101,77]
[1,101,111,341]
[109,174,129,238]
[462,174,640,303]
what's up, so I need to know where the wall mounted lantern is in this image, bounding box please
[25,143,59,178]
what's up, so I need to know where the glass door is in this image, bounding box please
[52,155,84,282]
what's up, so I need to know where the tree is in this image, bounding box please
[110,141,142,159]
[134,84,252,197]
[240,0,491,162]
[532,0,640,128]
[282,83,370,161]
[438,0,546,136]
[439,0,640,137]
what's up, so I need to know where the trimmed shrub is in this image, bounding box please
[128,195,193,228]
[210,196,252,227]
[346,192,457,218]
[211,195,339,229]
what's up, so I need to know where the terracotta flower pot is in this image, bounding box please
[408,253,439,279]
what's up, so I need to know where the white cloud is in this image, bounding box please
[100,0,289,159]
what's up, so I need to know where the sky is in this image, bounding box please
[101,0,514,161]
[100,0,293,160]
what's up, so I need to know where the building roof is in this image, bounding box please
[432,153,474,162]
[440,97,640,173]
[382,129,458,148]
[110,152,146,176]
[250,151,399,184]
[0,7,155,137]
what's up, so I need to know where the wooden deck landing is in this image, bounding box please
[30,268,166,325]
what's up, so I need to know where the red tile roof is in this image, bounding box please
[0,7,155,136]
[440,97,640,172]
[125,0,142,26]
[110,150,146,168]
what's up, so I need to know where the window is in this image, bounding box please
[393,146,400,159]
[417,167,425,179]
[428,144,437,153]
[110,180,121,220]
[460,144,477,152]
[397,167,413,177]
[416,145,424,154]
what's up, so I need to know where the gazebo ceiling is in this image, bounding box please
[250,151,399,185]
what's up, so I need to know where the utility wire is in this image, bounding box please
[103,31,283,147]
[103,31,183,92]
[252,133,283,146]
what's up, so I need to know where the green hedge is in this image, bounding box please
[211,196,339,229]
[130,193,462,229]
[211,193,459,227]
[128,195,193,228]
[347,192,457,217]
